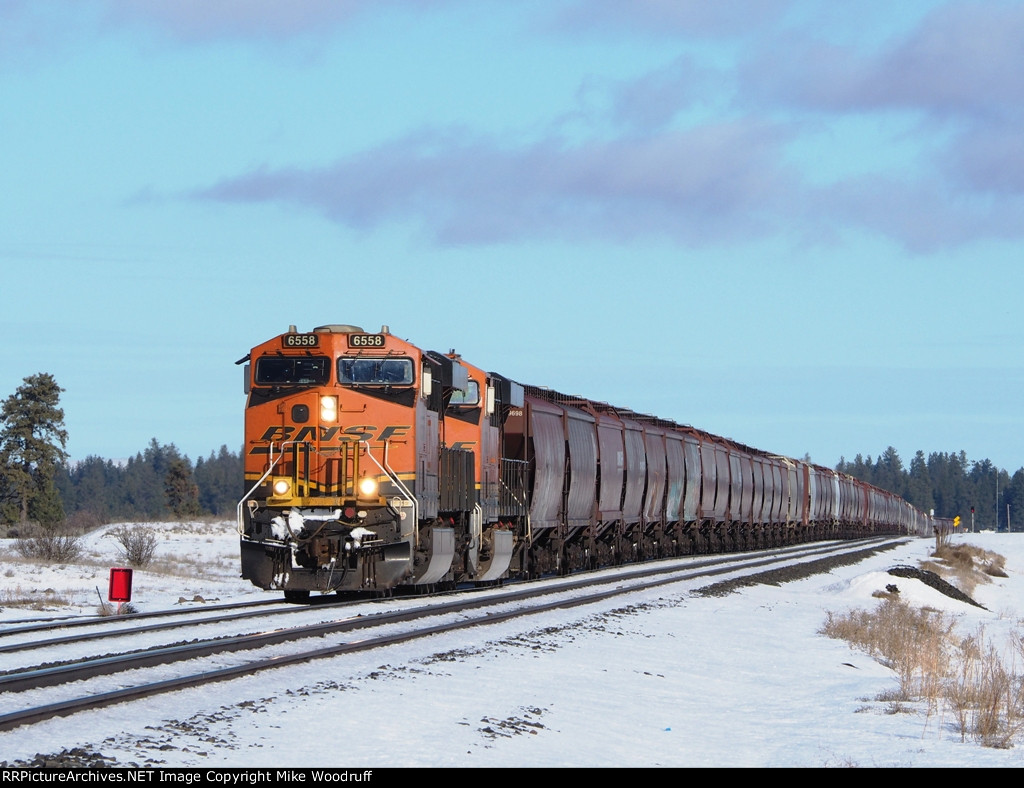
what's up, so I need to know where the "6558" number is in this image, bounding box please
[348,334,386,348]
[283,334,319,347]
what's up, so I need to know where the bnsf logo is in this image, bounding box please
[249,424,411,452]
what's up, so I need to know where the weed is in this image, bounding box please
[0,586,73,609]
[931,542,1004,597]
[14,526,83,563]
[823,550,1024,749]
[107,525,159,568]
[96,601,139,617]
[822,598,956,698]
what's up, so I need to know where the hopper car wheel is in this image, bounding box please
[284,589,311,604]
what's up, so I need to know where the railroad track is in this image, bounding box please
[0,596,356,663]
[0,537,906,732]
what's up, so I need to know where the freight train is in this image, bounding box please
[236,324,929,600]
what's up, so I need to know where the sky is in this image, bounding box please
[2,0,1022,473]
[3,525,1024,767]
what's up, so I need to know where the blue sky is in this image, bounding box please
[2,0,1022,474]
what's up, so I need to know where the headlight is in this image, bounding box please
[358,476,378,498]
[272,478,291,497]
[320,395,338,422]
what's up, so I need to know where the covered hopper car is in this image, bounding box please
[236,324,929,600]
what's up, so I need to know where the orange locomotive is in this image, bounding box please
[236,324,525,600]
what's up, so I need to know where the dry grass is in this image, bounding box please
[823,558,1024,749]
[137,554,225,580]
[1,526,234,584]
[0,585,74,609]
[95,601,140,617]
[822,598,957,699]
[927,542,1008,598]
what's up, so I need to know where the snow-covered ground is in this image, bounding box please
[1,521,265,619]
[2,523,1024,768]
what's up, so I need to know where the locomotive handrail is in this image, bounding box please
[499,458,532,544]
[469,503,482,551]
[499,475,532,546]
[236,441,288,535]
[361,439,418,548]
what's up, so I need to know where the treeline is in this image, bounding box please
[54,442,1024,529]
[836,447,1024,532]
[4,372,1024,532]
[54,439,243,523]
[0,372,242,529]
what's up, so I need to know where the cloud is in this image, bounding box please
[870,2,1024,118]
[19,0,1023,251]
[551,0,792,37]
[741,2,1024,118]
[729,1,1024,244]
[99,0,376,41]
[0,0,85,64]
[819,175,1024,252]
[0,0,371,61]
[945,124,1024,195]
[1,0,453,52]
[194,121,802,245]
[608,56,726,130]
[193,111,1024,252]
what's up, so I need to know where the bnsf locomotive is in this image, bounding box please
[237,324,928,600]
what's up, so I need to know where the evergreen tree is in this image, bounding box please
[873,447,906,498]
[993,467,1012,531]
[194,445,244,516]
[165,456,202,519]
[1004,470,1024,533]
[835,446,1024,529]
[0,373,68,527]
[928,451,970,522]
[60,455,124,522]
[51,439,244,522]
[905,451,935,514]
[122,439,185,519]
[969,459,999,530]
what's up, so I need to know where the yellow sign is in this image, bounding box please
[953,516,961,528]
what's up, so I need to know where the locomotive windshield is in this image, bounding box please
[255,356,330,386]
[449,380,480,405]
[339,357,414,385]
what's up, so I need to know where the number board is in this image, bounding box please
[348,334,386,348]
[282,334,320,348]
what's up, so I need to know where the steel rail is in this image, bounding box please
[0,598,354,656]
[0,537,899,688]
[0,536,879,655]
[0,538,905,732]
[0,598,295,641]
